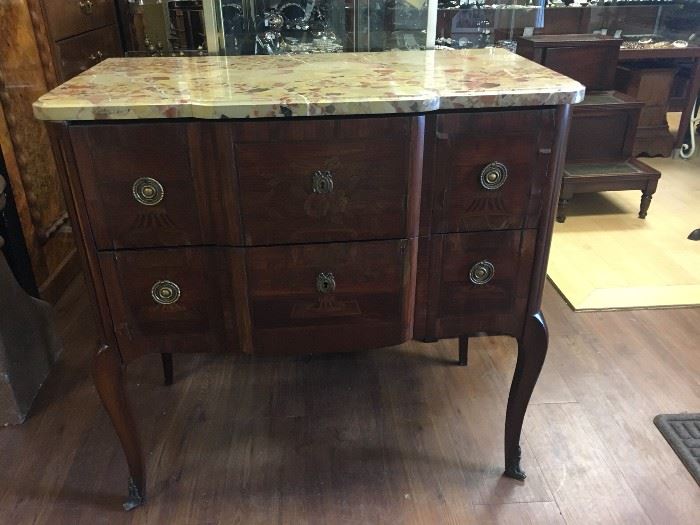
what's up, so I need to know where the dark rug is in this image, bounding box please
[654,413,700,485]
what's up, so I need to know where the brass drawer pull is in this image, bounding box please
[311,170,334,194]
[480,161,508,190]
[89,50,104,62]
[132,177,164,206]
[79,0,93,15]
[316,272,336,294]
[469,260,495,285]
[151,280,181,305]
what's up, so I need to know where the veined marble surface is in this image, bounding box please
[33,49,585,121]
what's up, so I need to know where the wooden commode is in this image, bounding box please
[34,50,584,510]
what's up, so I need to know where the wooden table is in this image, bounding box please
[34,50,584,510]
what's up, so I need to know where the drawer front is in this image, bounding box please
[234,117,421,245]
[433,110,555,232]
[44,0,117,42]
[99,248,246,362]
[55,25,122,81]
[426,230,536,339]
[71,124,210,250]
[247,239,417,354]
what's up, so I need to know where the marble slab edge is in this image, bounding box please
[33,88,584,121]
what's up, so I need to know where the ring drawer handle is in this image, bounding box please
[151,280,181,305]
[79,0,93,15]
[480,161,508,190]
[316,272,336,294]
[469,260,495,285]
[311,170,334,194]
[132,177,164,206]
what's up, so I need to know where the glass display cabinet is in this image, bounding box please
[123,0,437,55]
[435,1,545,51]
[120,0,699,56]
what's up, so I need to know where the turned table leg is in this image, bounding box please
[161,353,173,386]
[639,177,659,220]
[458,336,469,366]
[639,190,654,219]
[504,311,548,481]
[93,345,145,510]
[556,197,570,223]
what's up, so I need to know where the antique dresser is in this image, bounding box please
[34,50,584,510]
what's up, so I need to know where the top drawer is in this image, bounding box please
[70,123,234,250]
[233,116,423,245]
[44,0,117,42]
[432,109,556,233]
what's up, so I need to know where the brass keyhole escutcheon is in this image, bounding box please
[311,170,334,194]
[132,177,164,206]
[316,272,336,294]
[480,161,508,190]
[469,260,495,285]
[151,280,181,305]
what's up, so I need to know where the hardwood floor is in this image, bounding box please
[0,276,698,524]
[547,151,700,310]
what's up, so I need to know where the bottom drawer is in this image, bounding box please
[99,248,246,362]
[246,239,417,354]
[426,230,536,339]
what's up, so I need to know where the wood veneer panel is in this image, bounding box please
[427,230,536,340]
[433,109,555,233]
[98,247,247,362]
[70,123,242,250]
[247,239,416,354]
[234,116,422,245]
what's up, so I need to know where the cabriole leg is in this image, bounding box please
[504,311,548,481]
[93,345,145,510]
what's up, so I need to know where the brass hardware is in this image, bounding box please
[479,161,508,190]
[151,280,181,305]
[311,170,334,194]
[316,272,336,294]
[132,177,164,206]
[89,50,104,62]
[469,260,495,285]
[79,0,93,15]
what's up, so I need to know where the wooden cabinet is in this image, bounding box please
[43,0,117,41]
[54,25,123,81]
[0,0,122,303]
[40,0,123,82]
[516,34,622,91]
[53,106,571,508]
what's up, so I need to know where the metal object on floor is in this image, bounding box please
[680,99,699,159]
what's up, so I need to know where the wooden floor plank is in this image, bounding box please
[525,402,652,525]
[0,278,699,523]
[471,502,565,525]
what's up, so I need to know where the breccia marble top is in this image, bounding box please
[33,49,585,121]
